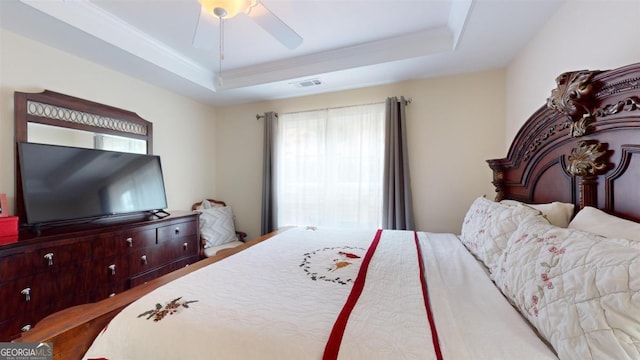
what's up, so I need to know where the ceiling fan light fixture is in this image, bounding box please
[198,0,253,19]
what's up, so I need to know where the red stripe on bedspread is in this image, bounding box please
[415,231,444,360]
[322,229,383,360]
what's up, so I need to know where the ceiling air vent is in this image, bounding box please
[292,79,322,88]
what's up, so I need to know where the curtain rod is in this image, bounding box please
[256,97,411,120]
[256,113,280,120]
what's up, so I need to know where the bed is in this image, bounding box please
[17,62,640,359]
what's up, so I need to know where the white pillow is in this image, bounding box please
[569,206,640,241]
[460,196,544,274]
[501,199,574,228]
[199,206,237,248]
[494,216,640,360]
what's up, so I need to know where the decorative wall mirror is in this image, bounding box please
[14,90,154,223]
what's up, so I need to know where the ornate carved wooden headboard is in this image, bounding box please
[488,62,640,222]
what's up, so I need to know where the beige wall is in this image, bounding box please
[0,29,217,214]
[505,0,640,147]
[215,70,507,239]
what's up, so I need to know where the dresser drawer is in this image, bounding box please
[0,317,28,341]
[33,241,91,272]
[117,228,157,251]
[0,252,31,283]
[0,307,51,341]
[129,256,197,288]
[0,273,56,320]
[157,221,197,243]
[91,255,130,284]
[128,231,198,276]
[164,235,199,259]
[0,262,91,321]
[90,280,128,302]
[128,245,163,276]
[91,233,120,259]
[0,240,89,283]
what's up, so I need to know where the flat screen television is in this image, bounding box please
[18,142,168,227]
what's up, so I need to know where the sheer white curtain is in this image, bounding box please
[276,103,385,229]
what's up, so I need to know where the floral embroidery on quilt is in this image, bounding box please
[463,207,491,251]
[505,233,566,318]
[300,246,364,285]
[138,297,198,322]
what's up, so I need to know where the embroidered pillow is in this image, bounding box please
[494,216,640,360]
[460,196,543,274]
[199,206,237,248]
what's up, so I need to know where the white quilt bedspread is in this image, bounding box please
[83,227,558,360]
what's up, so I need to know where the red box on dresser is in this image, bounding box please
[0,216,18,237]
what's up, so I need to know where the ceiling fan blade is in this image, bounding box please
[192,6,217,50]
[246,1,303,50]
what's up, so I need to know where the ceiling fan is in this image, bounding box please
[193,0,303,50]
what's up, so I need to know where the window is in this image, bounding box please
[276,103,385,229]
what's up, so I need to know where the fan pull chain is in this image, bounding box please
[220,17,225,61]
[217,16,225,87]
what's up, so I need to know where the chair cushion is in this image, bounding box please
[199,206,237,248]
[203,240,245,257]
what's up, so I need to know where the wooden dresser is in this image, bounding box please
[0,211,199,341]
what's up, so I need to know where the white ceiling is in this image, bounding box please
[0,0,564,106]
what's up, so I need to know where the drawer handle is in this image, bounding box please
[44,252,54,266]
[183,242,188,250]
[108,264,116,275]
[141,255,148,265]
[21,325,32,332]
[174,227,181,235]
[21,287,31,302]
[126,237,133,247]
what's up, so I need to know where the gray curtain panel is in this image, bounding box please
[383,97,415,230]
[261,111,278,235]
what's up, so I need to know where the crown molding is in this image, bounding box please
[218,27,454,90]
